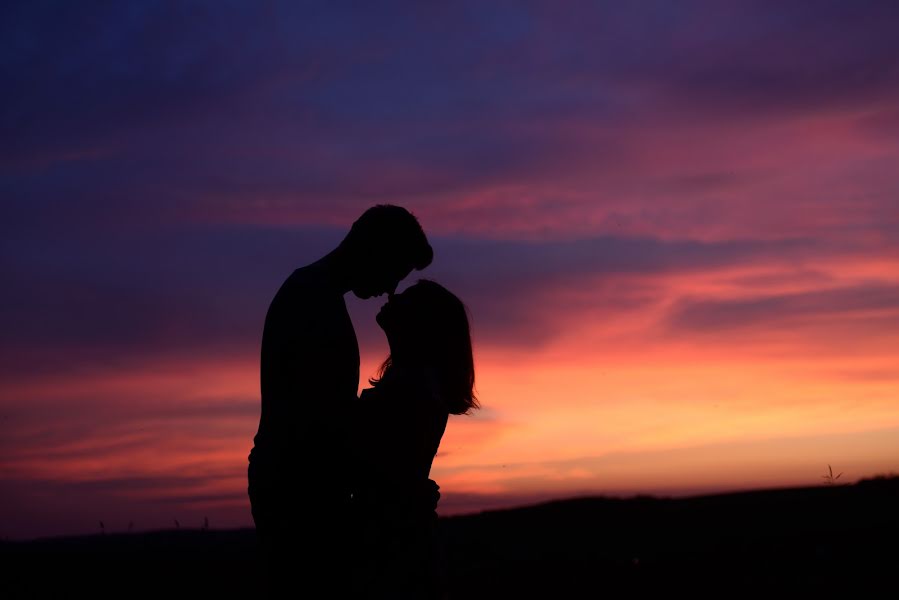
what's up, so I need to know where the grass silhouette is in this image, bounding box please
[822,464,843,485]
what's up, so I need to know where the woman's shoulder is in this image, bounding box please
[367,367,446,411]
[397,365,441,393]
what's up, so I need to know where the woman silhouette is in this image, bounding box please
[348,279,479,598]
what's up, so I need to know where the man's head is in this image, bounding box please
[337,205,433,299]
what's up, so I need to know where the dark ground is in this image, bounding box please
[3,476,896,598]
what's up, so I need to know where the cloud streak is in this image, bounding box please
[667,283,899,333]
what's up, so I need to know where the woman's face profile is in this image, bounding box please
[376,286,429,357]
[376,287,408,332]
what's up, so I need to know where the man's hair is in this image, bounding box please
[339,205,433,270]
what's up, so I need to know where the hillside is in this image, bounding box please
[3,476,896,598]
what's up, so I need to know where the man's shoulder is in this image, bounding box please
[273,265,332,302]
[264,265,346,331]
[285,264,317,286]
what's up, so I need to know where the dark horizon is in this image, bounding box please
[6,474,894,542]
[6,477,897,599]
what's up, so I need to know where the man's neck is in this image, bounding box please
[312,249,353,295]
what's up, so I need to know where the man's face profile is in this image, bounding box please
[352,259,413,299]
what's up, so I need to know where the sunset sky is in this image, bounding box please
[3,1,899,540]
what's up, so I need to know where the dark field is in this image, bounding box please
[4,477,896,598]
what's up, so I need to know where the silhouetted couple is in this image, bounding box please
[248,205,478,598]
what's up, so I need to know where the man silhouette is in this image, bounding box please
[248,205,432,595]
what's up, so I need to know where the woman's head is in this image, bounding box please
[374,279,478,415]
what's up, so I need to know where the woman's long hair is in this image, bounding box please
[370,279,478,415]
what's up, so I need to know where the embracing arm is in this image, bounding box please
[350,376,446,478]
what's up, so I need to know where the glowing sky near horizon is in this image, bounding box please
[2,1,899,540]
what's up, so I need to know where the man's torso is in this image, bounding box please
[250,264,360,494]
